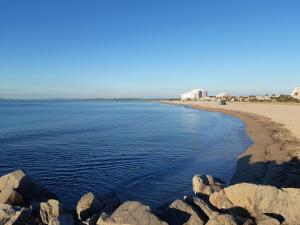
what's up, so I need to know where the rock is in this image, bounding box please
[79,213,100,225]
[0,186,25,206]
[40,199,63,224]
[97,201,168,225]
[49,214,74,225]
[0,170,57,203]
[0,203,31,225]
[188,196,218,219]
[255,214,281,225]
[0,170,25,190]
[162,199,205,225]
[209,183,300,224]
[186,196,251,225]
[192,175,224,196]
[242,218,255,225]
[77,192,104,221]
[206,214,238,225]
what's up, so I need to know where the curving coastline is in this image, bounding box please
[1,101,300,224]
[162,100,300,188]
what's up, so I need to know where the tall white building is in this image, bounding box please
[291,87,300,99]
[181,89,208,101]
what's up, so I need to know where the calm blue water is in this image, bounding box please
[0,100,251,209]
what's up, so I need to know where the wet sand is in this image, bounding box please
[162,101,300,187]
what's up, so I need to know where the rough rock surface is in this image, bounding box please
[97,201,167,225]
[40,199,64,224]
[0,186,25,206]
[206,214,238,225]
[0,203,31,225]
[192,175,224,196]
[189,196,218,219]
[0,170,57,203]
[255,214,281,225]
[49,214,75,225]
[209,183,300,224]
[162,199,205,225]
[77,192,104,221]
[0,168,298,225]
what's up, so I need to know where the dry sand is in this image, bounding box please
[162,101,300,187]
[175,101,300,139]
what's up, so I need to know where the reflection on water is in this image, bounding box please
[0,100,252,208]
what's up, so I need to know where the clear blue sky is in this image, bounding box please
[1,0,300,99]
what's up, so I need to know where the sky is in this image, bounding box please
[0,0,300,99]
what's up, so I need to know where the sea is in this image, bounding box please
[0,100,252,209]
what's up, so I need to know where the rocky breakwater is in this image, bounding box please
[1,170,299,225]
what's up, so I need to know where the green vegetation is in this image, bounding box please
[273,95,300,103]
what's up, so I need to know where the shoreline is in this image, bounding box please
[1,101,300,224]
[162,100,300,187]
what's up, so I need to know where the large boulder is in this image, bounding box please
[0,170,57,203]
[77,192,104,221]
[192,175,224,196]
[40,199,64,224]
[0,170,26,190]
[162,199,205,225]
[209,183,300,224]
[0,203,31,225]
[97,201,168,225]
[0,186,25,206]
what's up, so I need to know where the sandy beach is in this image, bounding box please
[162,101,300,187]
[173,101,300,139]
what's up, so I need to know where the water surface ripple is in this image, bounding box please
[0,100,252,208]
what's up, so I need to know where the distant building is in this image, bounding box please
[181,89,207,101]
[216,93,231,100]
[291,87,300,99]
[256,96,272,101]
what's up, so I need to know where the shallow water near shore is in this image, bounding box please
[0,100,252,209]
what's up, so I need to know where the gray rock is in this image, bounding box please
[0,203,31,225]
[97,201,168,225]
[77,192,104,221]
[40,199,63,224]
[192,175,224,196]
[209,183,300,225]
[162,199,205,225]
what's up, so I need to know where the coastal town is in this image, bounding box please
[180,87,300,103]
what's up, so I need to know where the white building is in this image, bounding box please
[291,87,300,99]
[181,89,208,101]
